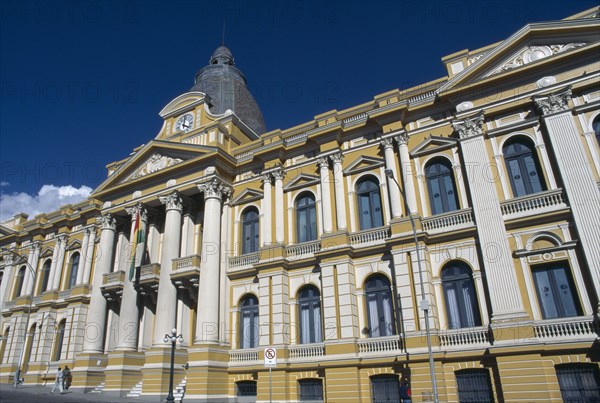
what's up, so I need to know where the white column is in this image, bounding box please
[82,213,116,353]
[196,178,231,343]
[76,229,90,285]
[46,245,59,293]
[396,133,418,214]
[330,152,348,229]
[262,173,272,246]
[24,242,41,295]
[153,193,183,346]
[82,226,96,284]
[0,255,14,305]
[317,157,333,233]
[533,88,600,310]
[454,113,527,321]
[273,167,285,243]
[381,138,402,219]
[51,236,67,291]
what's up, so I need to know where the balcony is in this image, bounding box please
[439,326,492,349]
[357,335,403,357]
[500,188,567,220]
[171,255,201,288]
[350,226,390,247]
[289,343,324,360]
[286,240,321,260]
[533,316,599,342]
[101,270,125,301]
[228,252,260,270]
[229,348,261,366]
[422,208,474,233]
[139,263,160,295]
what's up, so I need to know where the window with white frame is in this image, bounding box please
[532,262,581,319]
[425,158,459,215]
[67,252,80,289]
[239,295,259,349]
[442,261,482,329]
[356,176,384,230]
[14,266,26,298]
[54,320,66,361]
[365,274,395,338]
[296,192,317,243]
[298,285,322,344]
[503,137,546,197]
[241,208,260,254]
[39,259,51,293]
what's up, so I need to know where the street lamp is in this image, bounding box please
[384,168,439,403]
[163,328,183,403]
[1,248,37,389]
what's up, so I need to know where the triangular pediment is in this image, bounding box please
[40,247,54,258]
[284,173,320,192]
[93,141,218,194]
[231,188,263,205]
[411,136,457,157]
[343,156,385,176]
[66,240,81,251]
[437,18,600,95]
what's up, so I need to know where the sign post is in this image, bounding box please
[264,347,277,403]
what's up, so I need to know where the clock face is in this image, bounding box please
[175,114,194,132]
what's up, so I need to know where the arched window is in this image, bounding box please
[39,259,52,294]
[296,193,317,243]
[298,285,322,344]
[239,295,259,349]
[356,176,383,230]
[0,327,9,362]
[425,158,459,215]
[365,275,395,338]
[371,375,401,403]
[442,262,481,329]
[14,266,26,298]
[593,115,600,145]
[67,253,80,289]
[241,208,260,254]
[503,138,546,197]
[532,262,581,319]
[54,320,66,361]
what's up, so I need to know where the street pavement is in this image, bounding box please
[0,383,142,403]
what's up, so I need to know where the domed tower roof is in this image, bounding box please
[191,46,266,135]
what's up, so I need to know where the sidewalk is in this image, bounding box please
[0,383,141,403]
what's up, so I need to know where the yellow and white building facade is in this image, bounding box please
[1,7,600,402]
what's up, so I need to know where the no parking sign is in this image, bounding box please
[264,347,277,367]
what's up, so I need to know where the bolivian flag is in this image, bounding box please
[129,210,146,281]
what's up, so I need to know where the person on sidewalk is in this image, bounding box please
[50,366,64,394]
[399,379,412,403]
[62,365,72,390]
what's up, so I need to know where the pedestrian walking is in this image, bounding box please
[62,365,72,390]
[50,366,64,394]
[399,379,412,403]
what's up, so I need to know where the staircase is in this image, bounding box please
[90,382,105,394]
[173,377,187,402]
[126,380,144,398]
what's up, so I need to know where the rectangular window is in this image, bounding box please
[456,369,494,403]
[371,375,400,403]
[299,379,323,402]
[556,364,600,402]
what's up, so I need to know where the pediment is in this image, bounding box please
[40,247,54,258]
[411,136,458,157]
[284,173,320,192]
[343,156,385,176]
[93,141,217,194]
[231,188,263,205]
[437,19,599,95]
[159,92,210,119]
[66,240,81,251]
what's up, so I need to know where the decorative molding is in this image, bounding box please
[159,192,183,212]
[125,202,148,222]
[410,135,458,157]
[271,166,286,181]
[262,173,272,184]
[379,138,394,150]
[342,155,385,175]
[316,156,330,169]
[126,153,184,182]
[456,101,473,112]
[198,178,232,201]
[453,112,485,139]
[230,188,264,205]
[395,132,409,146]
[536,76,556,88]
[329,152,344,164]
[533,86,572,115]
[283,173,320,192]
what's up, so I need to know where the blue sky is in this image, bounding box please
[0,0,597,221]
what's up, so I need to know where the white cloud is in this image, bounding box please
[0,184,93,222]
[0,181,9,187]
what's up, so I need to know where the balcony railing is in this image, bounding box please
[229,348,260,363]
[286,240,321,259]
[289,343,324,359]
[172,255,201,271]
[350,226,390,246]
[439,326,491,348]
[357,335,403,355]
[140,263,160,278]
[422,208,474,232]
[59,290,72,300]
[533,316,599,341]
[229,252,260,269]
[103,270,125,285]
[500,188,566,218]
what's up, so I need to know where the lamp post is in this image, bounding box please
[384,169,439,403]
[1,248,37,389]
[163,328,183,403]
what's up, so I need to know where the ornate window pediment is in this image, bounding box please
[410,135,458,157]
[283,173,320,192]
[342,156,385,176]
[230,188,263,205]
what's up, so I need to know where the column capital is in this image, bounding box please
[452,112,485,139]
[262,172,272,184]
[329,151,344,164]
[125,202,149,221]
[272,166,286,181]
[380,137,395,150]
[198,177,232,201]
[97,213,117,231]
[31,241,42,253]
[395,132,409,145]
[2,252,14,265]
[317,156,330,169]
[159,192,183,212]
[83,224,97,236]
[533,86,572,115]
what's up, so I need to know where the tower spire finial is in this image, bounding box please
[222,17,226,46]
